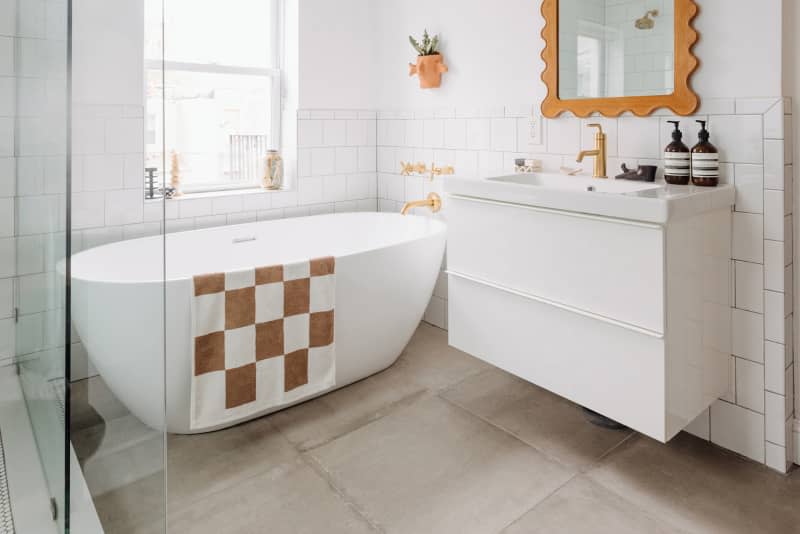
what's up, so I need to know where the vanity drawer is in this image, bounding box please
[448,274,668,440]
[447,195,665,334]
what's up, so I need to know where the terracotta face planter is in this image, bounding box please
[409,54,448,89]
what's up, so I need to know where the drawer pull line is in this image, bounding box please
[447,270,665,339]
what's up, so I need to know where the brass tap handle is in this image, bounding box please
[587,123,604,136]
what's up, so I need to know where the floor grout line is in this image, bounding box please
[300,451,386,534]
[436,388,634,474]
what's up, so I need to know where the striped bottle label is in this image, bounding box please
[692,152,719,178]
[664,152,690,177]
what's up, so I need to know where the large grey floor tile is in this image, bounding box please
[311,395,574,534]
[587,433,800,534]
[394,322,489,391]
[91,471,166,534]
[270,324,483,452]
[442,368,632,469]
[167,417,299,510]
[167,457,376,534]
[502,476,686,534]
[269,362,427,451]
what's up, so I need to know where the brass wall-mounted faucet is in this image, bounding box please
[576,124,607,179]
[401,161,455,181]
[401,193,442,215]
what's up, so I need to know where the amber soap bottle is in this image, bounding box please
[664,121,690,185]
[691,120,719,187]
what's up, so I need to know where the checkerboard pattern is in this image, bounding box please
[190,257,336,430]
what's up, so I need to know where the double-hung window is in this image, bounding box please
[145,0,282,193]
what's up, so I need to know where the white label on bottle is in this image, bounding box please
[665,152,690,176]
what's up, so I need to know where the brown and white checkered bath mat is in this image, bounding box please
[190,257,336,430]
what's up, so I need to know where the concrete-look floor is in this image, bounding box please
[72,323,800,534]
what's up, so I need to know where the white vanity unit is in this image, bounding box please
[445,173,736,442]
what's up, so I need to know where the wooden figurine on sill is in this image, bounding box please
[170,150,183,197]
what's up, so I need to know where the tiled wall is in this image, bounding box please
[376,97,797,473]
[0,0,69,369]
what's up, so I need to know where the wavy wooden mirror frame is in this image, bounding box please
[540,0,700,118]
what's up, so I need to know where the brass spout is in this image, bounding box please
[401,192,442,215]
[576,124,607,179]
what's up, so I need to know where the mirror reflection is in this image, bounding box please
[558,0,675,99]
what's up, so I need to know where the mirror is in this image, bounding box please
[541,0,699,117]
[558,1,675,99]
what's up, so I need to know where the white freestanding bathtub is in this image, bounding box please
[70,212,446,433]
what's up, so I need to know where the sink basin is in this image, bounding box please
[487,173,663,193]
[444,172,735,224]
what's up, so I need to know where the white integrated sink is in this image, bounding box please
[487,173,663,193]
[446,172,735,224]
[445,171,736,443]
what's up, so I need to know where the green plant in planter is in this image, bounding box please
[409,29,440,56]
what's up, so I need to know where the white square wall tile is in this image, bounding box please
[765,341,786,395]
[765,392,787,446]
[546,117,580,156]
[0,238,14,277]
[731,308,764,363]
[732,212,763,263]
[733,164,763,214]
[684,409,710,440]
[764,140,784,190]
[334,147,357,174]
[423,119,444,148]
[618,117,660,159]
[708,115,763,164]
[719,355,736,404]
[323,120,346,146]
[735,358,764,413]
[491,118,517,152]
[466,119,491,151]
[298,120,323,147]
[764,241,785,292]
[0,277,12,319]
[710,401,765,463]
[358,147,376,172]
[311,148,335,176]
[764,291,786,343]
[105,190,143,226]
[764,190,784,241]
[443,119,467,150]
[734,261,763,313]
[765,442,788,473]
[0,117,12,156]
[763,101,785,139]
[0,37,13,77]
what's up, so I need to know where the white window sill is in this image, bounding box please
[144,186,293,203]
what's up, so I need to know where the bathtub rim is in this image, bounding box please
[64,212,447,285]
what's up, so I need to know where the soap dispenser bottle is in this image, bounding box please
[691,120,719,187]
[664,120,690,185]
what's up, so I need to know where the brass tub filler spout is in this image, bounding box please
[401,193,442,215]
[576,123,608,179]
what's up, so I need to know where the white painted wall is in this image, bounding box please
[372,0,784,111]
[298,0,377,110]
[71,0,143,107]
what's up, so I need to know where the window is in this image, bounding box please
[145,0,282,193]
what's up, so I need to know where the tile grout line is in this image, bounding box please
[434,386,633,474]
[299,451,386,534]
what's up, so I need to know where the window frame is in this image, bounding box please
[145,0,284,194]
